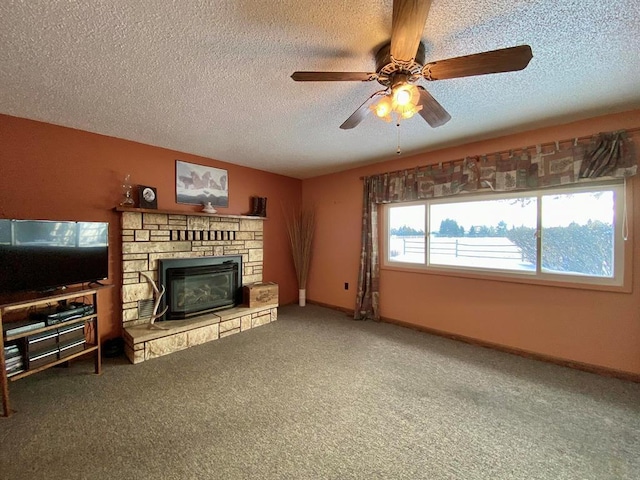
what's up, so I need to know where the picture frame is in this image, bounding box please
[138,185,158,209]
[175,160,228,207]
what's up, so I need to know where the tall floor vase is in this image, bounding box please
[299,289,306,307]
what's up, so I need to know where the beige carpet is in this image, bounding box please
[1,304,639,479]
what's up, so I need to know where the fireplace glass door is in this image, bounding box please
[165,263,238,319]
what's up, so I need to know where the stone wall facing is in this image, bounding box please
[119,210,266,329]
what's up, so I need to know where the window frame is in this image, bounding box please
[382,180,631,292]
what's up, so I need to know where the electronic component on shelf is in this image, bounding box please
[59,339,86,359]
[26,347,58,370]
[29,303,95,326]
[2,320,46,337]
[57,323,85,344]
[4,343,24,377]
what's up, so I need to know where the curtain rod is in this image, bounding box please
[359,127,640,180]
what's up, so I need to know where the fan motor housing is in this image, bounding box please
[375,42,426,87]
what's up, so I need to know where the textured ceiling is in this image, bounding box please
[1,1,639,179]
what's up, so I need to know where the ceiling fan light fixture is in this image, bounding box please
[398,103,423,120]
[392,83,420,108]
[370,84,423,124]
[371,95,393,121]
[392,84,412,106]
[369,82,423,124]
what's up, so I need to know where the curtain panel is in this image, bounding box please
[354,177,379,320]
[354,130,637,320]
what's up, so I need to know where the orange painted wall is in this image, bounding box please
[0,114,301,340]
[303,109,640,375]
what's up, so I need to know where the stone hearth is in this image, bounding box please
[117,209,277,363]
[123,304,277,363]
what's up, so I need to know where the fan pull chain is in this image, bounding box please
[396,122,402,155]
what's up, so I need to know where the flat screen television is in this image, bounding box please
[0,219,109,295]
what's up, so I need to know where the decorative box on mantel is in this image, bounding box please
[115,207,276,363]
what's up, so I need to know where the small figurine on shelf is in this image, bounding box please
[120,174,135,207]
[202,202,217,214]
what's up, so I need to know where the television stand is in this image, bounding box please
[0,285,107,417]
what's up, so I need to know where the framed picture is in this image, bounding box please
[138,185,158,209]
[176,160,228,207]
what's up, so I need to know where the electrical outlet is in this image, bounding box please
[344,282,349,290]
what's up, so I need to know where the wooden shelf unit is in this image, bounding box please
[0,286,104,417]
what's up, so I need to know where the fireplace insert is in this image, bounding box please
[158,256,242,320]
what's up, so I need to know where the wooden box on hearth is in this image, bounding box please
[243,282,278,307]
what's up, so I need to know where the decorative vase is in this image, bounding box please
[120,174,135,207]
[298,288,306,307]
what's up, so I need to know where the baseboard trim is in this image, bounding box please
[306,299,355,317]
[381,316,640,383]
[300,300,640,382]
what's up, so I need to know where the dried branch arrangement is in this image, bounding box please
[285,206,316,290]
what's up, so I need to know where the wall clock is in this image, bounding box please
[138,185,158,209]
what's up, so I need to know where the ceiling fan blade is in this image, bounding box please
[423,45,533,80]
[340,91,386,130]
[291,71,375,82]
[416,86,451,128]
[391,0,432,62]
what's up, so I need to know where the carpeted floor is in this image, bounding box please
[1,304,639,479]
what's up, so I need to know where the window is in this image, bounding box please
[385,182,626,287]
[388,204,425,264]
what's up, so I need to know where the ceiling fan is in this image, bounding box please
[291,0,533,130]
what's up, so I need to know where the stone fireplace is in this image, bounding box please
[117,209,277,363]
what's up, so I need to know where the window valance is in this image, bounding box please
[366,130,637,204]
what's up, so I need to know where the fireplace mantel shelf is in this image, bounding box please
[114,206,267,220]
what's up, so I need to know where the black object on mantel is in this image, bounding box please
[248,196,267,217]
